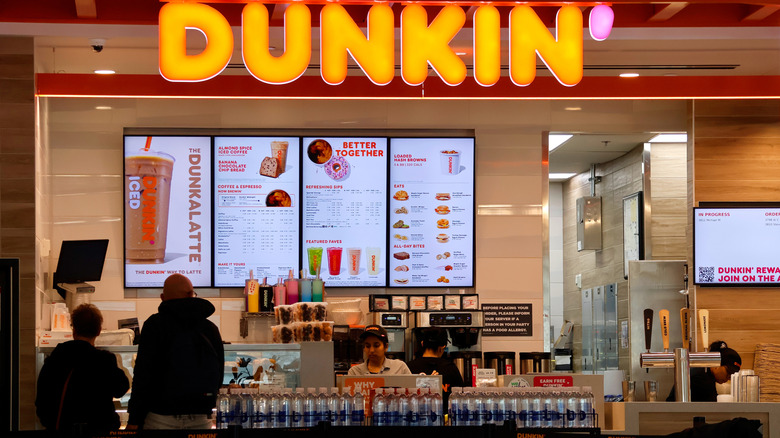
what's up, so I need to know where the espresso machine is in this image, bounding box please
[372,311,411,361]
[413,310,484,385]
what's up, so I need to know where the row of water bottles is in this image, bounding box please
[370,387,443,426]
[448,386,596,428]
[216,386,365,429]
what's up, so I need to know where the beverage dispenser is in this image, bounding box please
[372,311,410,361]
[413,310,484,384]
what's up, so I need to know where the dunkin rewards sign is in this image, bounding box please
[124,136,212,287]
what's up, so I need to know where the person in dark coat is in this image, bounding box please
[127,273,224,429]
[667,340,742,402]
[36,303,130,432]
[407,327,464,410]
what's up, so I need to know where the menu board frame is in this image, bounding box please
[693,202,780,288]
[387,137,476,288]
[123,134,214,288]
[122,130,476,289]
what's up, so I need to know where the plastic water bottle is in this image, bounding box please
[565,390,578,428]
[278,388,292,427]
[289,388,304,427]
[580,386,594,428]
[317,387,330,424]
[529,390,542,428]
[216,388,230,429]
[495,388,507,425]
[326,387,340,425]
[337,388,351,426]
[372,389,387,426]
[429,388,443,426]
[407,388,420,426]
[386,388,400,426]
[252,388,270,429]
[242,388,256,428]
[228,388,243,427]
[518,389,529,428]
[470,387,483,426]
[448,387,460,426]
[304,388,317,427]
[460,388,472,426]
[505,388,518,426]
[416,388,430,427]
[352,389,365,426]
[396,389,409,426]
[542,389,554,428]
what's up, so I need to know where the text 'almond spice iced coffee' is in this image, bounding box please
[125,151,175,263]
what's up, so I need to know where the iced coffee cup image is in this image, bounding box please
[366,247,381,276]
[125,150,175,263]
[270,140,289,173]
[440,149,462,175]
[347,248,362,276]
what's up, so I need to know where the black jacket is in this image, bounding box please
[128,297,224,427]
[36,339,130,432]
[407,356,465,408]
[667,368,718,402]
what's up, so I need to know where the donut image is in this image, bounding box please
[307,139,333,164]
[265,190,292,207]
[323,156,350,181]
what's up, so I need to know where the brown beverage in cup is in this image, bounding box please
[271,141,289,173]
[125,151,175,263]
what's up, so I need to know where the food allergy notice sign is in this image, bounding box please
[482,303,532,336]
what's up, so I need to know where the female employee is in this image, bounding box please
[348,325,411,375]
[667,340,742,402]
[407,327,464,408]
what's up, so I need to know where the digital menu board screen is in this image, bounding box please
[301,137,388,287]
[124,136,212,287]
[213,137,300,287]
[694,206,780,286]
[388,138,475,287]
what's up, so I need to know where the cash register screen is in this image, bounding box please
[54,239,109,284]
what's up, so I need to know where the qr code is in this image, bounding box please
[699,267,715,283]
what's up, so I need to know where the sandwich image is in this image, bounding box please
[436,234,449,243]
[435,193,450,201]
[394,190,409,201]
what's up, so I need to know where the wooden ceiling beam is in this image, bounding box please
[648,2,689,22]
[74,0,97,19]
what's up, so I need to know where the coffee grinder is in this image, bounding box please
[372,311,410,361]
[413,310,484,385]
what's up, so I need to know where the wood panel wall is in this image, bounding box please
[692,99,780,369]
[650,143,687,260]
[0,36,36,429]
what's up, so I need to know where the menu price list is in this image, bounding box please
[213,137,300,287]
[388,138,475,287]
[302,137,388,287]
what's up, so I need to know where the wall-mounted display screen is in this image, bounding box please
[124,136,212,287]
[301,137,388,287]
[122,133,475,289]
[388,138,475,287]
[694,205,780,286]
[213,137,300,287]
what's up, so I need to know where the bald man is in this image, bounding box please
[128,274,224,430]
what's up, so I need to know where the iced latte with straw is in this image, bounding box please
[125,150,175,263]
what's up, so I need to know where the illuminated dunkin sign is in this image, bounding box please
[158,2,614,87]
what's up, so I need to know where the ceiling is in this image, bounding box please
[2,1,778,176]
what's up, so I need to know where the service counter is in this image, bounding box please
[607,401,778,437]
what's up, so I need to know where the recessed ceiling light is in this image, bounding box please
[649,132,688,143]
[94,69,115,75]
[564,107,582,111]
[455,52,467,56]
[548,134,573,152]
[619,73,639,78]
[549,173,577,181]
[95,106,112,110]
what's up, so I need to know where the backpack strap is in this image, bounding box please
[55,369,74,431]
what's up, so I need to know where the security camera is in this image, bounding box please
[90,38,106,53]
